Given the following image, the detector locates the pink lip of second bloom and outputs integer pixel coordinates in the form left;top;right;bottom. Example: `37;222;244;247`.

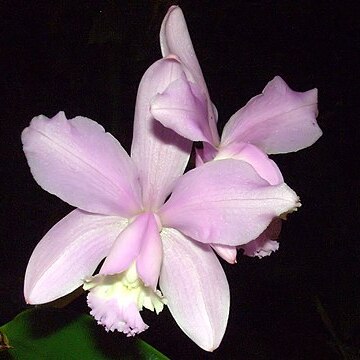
21;6;314;352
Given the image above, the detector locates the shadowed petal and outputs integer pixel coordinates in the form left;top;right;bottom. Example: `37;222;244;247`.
131;57;192;210
22;112;142;217
160;5;219;146
160;159;300;246
159;228;229;351
24;209;127;304
151;78;212;143
221;76;322;154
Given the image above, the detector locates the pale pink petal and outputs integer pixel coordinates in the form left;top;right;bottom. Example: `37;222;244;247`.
211;244;237;264
216;142;283;185
131;57;192;210
159;159;300;246
151;78;212;143
24;209;127;304
160;6;206;92
221;76;322;154
100;213;162;289
136;214;163;290
22;112;142;217
240;218;282;258
159;228;229;351
160;6;219;146
100;213;150;275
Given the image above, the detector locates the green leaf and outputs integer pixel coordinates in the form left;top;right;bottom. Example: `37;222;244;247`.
0;308;169;360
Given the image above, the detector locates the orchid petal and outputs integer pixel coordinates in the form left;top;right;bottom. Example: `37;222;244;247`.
136;214;163;290
22;112;142;217
195;147;205;167
211;244;237;264
160;159;300;246
99;215;144;276
195;142;218;166
160;6;219;146
221;76;322;154
216;142;283;185
240;218;282;258
159;228;229;351
100;213;162;290
24;209;127;304
151;78;212;143
160;6;206;92
131;58;192;210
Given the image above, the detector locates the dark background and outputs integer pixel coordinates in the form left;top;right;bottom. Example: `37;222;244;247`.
1;1;358;359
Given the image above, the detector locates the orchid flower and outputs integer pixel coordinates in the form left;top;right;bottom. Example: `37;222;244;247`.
22;57;300;351
150;6;322;262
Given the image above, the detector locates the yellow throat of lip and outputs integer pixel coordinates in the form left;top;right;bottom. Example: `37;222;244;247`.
83;262;167;314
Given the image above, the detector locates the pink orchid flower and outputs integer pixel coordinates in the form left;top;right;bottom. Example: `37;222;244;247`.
22;55;299;351
151;6;322;262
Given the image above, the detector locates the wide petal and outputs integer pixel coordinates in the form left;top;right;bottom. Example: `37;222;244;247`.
215;142;283;185
159;159;300;246
221;76;322;154
151;77;212;143
22;112;142;217
160;6;219;146
100;213;162;290
24;209;127;304
131;57;192;210
159;228;229;351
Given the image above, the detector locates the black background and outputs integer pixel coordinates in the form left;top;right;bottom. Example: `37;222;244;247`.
1;1;358;359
